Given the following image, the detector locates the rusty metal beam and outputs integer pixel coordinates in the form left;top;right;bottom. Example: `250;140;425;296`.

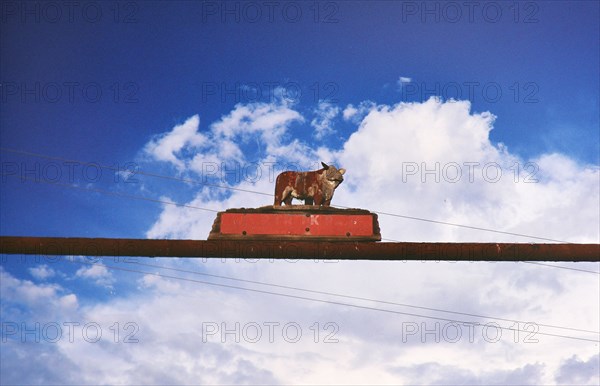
1;236;598;261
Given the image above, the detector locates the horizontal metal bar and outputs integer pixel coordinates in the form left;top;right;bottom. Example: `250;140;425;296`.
1;236;598;261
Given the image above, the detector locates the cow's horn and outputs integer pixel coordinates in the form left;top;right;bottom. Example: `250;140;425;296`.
321;162;329;169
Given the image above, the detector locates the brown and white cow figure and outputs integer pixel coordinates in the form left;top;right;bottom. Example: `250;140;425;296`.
274;162;346;206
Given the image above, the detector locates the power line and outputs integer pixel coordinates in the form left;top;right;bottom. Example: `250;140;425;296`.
0;147;271;197
374;215;574;244
1;172;219;213
522;261;600;275
62;256;600;343
121;258;599;334
1;147;582;244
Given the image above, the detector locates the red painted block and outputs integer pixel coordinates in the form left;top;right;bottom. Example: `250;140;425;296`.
209;206;381;241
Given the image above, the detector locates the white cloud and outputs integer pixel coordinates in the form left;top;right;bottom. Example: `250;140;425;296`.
0;266;79;319
342;100;376;124
333;97;599;243
210;95;303;149
388;361;545;385
311;100;340;140
186;96;303;176
75;265;115;289
342;104;358;120
555;354;599;385
396;76;414;94
144;115;207;170
29;264;56;280
397;76;413;90
4;259;599;385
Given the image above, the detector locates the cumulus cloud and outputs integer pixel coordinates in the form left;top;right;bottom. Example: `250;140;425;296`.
143;94;305;188
555;354;600;385
75;264;115;289
144;115;207;170
342;100;376;124
29;264;56;280
210;97;303;144
311;100;340;140
0;266;79;320
388;361;545;385
333;97;599;243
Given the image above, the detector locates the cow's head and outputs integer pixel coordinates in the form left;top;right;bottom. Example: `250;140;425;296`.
321;162;346;188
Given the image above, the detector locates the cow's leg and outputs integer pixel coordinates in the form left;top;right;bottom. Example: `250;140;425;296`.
304;197;314;205
274;190;287;206
322;198;331;206
313;193;323;206
279;187;294;206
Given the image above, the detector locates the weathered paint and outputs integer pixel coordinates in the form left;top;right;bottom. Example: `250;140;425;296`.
219;213;375;237
274;162;346;206
208;206;381;241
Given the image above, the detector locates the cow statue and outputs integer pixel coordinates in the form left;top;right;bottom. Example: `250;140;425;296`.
274;162;346;206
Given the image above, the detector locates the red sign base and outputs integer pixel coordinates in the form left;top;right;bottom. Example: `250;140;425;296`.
209;206;381;241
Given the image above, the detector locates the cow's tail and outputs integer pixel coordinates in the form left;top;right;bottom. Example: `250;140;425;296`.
273;173;282;206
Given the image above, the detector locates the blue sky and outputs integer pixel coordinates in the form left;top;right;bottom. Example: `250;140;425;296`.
1;1;599;384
